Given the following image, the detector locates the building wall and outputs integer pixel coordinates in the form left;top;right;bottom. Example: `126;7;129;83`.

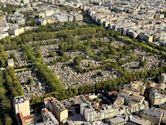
162;113;166;124
151;96;166;105
160;74;166;83
82;105;120;122
141;114;161;125
14;100;30;117
10;27;25;36
111;122;125;125
45;10;55;17
60;110;68;122
0;32;9;40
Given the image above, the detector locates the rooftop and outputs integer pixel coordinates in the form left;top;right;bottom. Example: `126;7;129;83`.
14;96;27;104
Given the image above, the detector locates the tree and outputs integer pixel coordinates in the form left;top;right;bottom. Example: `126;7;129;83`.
35;62;64;92
85;46;93;56
0;88;5;101
31;96;43;105
28;77;33;85
0;46;8;67
73;56;82;66
10;53;17;62
140;60;146;67
59;42;69;53
4;115;12;125
48;51;55;57
5;67;24;97
0;120;3;125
